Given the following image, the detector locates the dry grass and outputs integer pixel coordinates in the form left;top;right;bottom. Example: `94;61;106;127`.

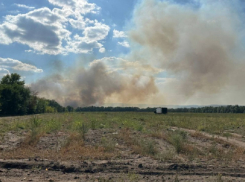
1;132;115;161
150;131;168;140
190;131;210;141
118;129;158;157
1;112;245;162
2;146;112;161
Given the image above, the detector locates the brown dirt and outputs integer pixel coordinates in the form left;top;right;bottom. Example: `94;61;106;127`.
172;127;245;149
1;127;245;181
0;131;27;151
37;132;69;151
0;158;245;181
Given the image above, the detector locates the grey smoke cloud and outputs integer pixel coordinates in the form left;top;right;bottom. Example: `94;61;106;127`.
31;61;158;107
129;0;245;101
31;0;245;106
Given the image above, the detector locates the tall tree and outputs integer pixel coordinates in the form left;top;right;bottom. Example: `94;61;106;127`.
0;73;30;115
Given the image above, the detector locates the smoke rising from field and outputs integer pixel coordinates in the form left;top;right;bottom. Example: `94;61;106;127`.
31;0;245;106
31;61;158;107
129;0;245;103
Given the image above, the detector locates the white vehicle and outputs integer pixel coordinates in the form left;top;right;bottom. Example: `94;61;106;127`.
154;107;168;114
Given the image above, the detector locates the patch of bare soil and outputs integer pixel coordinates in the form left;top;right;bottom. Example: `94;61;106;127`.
0;131;27;151
1;128;245;181
37;132;69;151
1;159;245;181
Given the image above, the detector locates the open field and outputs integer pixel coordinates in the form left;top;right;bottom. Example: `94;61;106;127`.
1;112;245;181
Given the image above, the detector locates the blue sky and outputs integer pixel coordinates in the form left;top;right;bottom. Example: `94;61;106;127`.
1;0;245;106
0;0;139;82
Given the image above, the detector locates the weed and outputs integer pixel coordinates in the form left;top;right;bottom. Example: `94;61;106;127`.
175;130;187;139
223;132;232;140
208;144;219;157
28;128;39;145
63;133;84;148
14;122;26;130
101;137;116;152
136;124;144;131
28;117;42;145
171;134;183;154
119;129;158;157
168;130;187;154
190;131;208;140
72;121;88;140
133;138;158;156
128;171;140;182
197;125;206;132
216;173;223;182
91;120;97;130
44;118;61;134
30;116;41;129
141;139;157;156
156;149;175;161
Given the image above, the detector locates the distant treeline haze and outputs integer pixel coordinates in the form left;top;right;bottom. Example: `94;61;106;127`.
0;73;244;116
76;105;245;113
168;105;245;113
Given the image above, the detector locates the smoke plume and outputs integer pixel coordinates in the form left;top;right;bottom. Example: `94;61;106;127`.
31;0;245;106
31;61;158;107
129;0;245;104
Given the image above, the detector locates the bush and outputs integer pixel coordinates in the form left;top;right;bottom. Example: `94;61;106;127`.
169;130;187;154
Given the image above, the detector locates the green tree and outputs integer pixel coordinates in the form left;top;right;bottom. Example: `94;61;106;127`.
28;91;38;114
35;98;48;114
66;106;74;112
48;99;65;112
0;73;30;115
45;106;57;113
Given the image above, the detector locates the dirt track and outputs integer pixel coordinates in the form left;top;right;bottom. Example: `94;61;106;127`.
1;158;245;182
172;127;245;149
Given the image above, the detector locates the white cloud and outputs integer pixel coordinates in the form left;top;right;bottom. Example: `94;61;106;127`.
66;21;109;53
113;29;127;38
0;8;69;55
69;17;87;30
14;4;35;10
0;57;43;73
66;34;103;53
0;68;10;78
99;47;105;53
83;21;110;42
118;41;130;48
48;0;100;14
0;2;110;55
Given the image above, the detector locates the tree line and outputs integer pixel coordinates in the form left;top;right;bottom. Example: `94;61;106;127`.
74;106;245;113
1;73;245;116
0;73;68;116
168;105;245;113
75;106;155;112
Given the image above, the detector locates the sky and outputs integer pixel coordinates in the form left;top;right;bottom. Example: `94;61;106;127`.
1;0;245;107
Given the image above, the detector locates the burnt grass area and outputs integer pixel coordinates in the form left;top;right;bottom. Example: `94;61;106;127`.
0;112;245;181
